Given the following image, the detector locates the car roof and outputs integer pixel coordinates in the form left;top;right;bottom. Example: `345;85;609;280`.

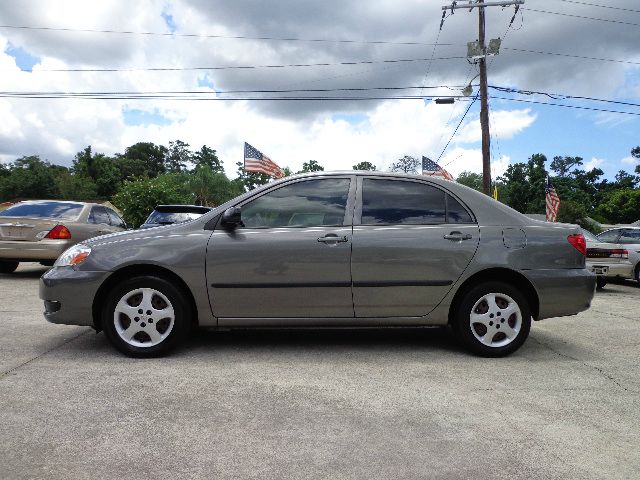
154;205;212;212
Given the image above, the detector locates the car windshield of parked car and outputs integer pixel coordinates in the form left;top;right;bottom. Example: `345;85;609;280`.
0;202;83;220
145;211;203;225
241;178;350;228
582;230;600;242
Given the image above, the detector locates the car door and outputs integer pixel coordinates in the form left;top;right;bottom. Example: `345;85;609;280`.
351;177;480;318
206;176;356;322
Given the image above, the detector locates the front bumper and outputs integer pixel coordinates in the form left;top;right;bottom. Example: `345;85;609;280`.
525;268;596;320
39;267;110;327
0;239;72;261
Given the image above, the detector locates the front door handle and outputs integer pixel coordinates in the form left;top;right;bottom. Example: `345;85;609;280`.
444;231;473;241
317;234;349;244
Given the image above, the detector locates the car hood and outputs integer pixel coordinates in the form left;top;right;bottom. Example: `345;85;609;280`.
82;220;205;248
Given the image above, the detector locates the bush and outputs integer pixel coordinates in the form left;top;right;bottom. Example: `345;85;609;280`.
112;174;191;227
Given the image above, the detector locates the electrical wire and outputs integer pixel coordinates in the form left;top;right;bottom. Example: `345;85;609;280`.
0;24;453;47
436;94;480;163
557;0;640;14
523;8;640;28
502;47;640;66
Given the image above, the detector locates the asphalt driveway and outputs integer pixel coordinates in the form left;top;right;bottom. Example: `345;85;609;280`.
1;263;639;479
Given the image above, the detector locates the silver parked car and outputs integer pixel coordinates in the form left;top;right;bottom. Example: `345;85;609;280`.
40;172;595;358
583;230;634;289
597;227;640;284
0;200;127;273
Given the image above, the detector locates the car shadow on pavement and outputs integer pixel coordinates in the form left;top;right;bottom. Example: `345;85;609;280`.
183;326;464;356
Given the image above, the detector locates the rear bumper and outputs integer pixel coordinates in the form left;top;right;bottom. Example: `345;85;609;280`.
586;261;634;279
0;239;72;261
39;267;110;327
525;268;596;320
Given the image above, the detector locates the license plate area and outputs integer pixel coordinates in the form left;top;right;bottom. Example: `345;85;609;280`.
590;266;609;275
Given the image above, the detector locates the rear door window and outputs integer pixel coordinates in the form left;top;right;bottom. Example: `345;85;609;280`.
107;209;126;228
89;206;111;225
360;179;473;225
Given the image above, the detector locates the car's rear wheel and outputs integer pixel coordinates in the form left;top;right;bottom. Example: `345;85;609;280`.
596;277;607;290
635;264;640;285
452;281;531;357
102;276;191;357
0;261;19;274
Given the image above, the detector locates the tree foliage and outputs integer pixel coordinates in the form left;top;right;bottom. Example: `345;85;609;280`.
352;161;377;171
456;171;482;191
389;155;420;174
298;160;324;173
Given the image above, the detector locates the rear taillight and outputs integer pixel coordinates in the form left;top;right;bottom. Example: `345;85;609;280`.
609;249;629;259
45;225;72;240
567;233;586;256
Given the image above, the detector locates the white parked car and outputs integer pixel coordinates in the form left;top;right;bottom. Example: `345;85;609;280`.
596;227;640;284
583;230;634;289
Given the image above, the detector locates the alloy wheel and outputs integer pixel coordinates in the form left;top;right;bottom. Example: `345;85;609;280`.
113;288;175;348
469;292;522;348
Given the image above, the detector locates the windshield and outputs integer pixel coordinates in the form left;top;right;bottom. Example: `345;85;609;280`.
0;201;83;220
145;211;204;225
581;230;600;242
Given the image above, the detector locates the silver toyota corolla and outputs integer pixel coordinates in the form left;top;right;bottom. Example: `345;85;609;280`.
39;172;595;358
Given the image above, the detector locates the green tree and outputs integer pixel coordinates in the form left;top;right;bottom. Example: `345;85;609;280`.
595;189;640;224
193;145;223;173
0;156;63;201
55;172;98;200
456;171;482;191
112;173;191;227
189;165;243;206
550;156;583;177
235;161;272;192
117;142;167;179
352;161;377;171
298;160;324;173
390;155;420;174
165;140;192;173
498;154;548;213
72;146;120;198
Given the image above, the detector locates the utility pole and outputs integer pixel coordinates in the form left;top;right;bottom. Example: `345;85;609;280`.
441;0;524;195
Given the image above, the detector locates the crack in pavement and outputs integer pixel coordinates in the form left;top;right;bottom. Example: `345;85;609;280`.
530;336;634;393
0;329;91;380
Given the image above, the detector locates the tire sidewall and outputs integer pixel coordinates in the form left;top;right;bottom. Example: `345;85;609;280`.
102;275;191;357
453;281;532;357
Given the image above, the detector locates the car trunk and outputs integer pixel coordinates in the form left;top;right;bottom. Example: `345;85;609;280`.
586;241;627;264
0;217;58;242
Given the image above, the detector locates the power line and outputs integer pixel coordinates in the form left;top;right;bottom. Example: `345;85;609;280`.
524;8;640;28
503;47;640;66
437;94;480;163
6;55;468;73
557;0;640;14
0;24;452;47
488;85;640;108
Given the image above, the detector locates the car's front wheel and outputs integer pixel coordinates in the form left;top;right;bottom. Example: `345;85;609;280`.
596;277;607;290
452;281;531;357
102;276;192;357
0;261;19;274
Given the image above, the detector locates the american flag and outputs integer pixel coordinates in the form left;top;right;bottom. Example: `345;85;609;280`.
244;142;284;178
545;177;560;222
422;156;454;181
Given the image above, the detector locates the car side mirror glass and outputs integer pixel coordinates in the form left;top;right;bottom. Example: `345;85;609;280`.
221;207;243;229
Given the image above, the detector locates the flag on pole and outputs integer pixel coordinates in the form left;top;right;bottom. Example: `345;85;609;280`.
422;156;454;181
244;142;284;178
545;177;560;222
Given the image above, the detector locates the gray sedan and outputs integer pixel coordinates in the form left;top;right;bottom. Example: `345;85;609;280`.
39;172;595;357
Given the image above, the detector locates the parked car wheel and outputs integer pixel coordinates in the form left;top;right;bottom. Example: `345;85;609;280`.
102;276;191;357
596;277;607;290
452;282;531;357
0;261;19;274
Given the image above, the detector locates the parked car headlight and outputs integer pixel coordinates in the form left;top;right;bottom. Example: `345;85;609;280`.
54;244;92;267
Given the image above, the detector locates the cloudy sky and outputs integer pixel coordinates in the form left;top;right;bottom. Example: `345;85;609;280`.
1;0;639;179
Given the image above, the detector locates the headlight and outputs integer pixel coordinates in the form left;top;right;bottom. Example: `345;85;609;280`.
54;244;92;267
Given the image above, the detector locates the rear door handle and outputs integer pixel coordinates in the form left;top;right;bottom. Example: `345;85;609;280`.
444;231;473;241
317;234;349;244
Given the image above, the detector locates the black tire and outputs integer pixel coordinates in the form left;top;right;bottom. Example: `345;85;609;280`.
635;264;640;285
452;281;532;357
0;261;19;274
596;277;607;290
101;275;192;358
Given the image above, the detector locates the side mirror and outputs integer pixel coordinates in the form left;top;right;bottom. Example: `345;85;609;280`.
221;207;243;229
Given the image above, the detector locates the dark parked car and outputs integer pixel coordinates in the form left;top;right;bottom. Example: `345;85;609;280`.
40;172;595;358
140;205;212;229
0;200;127;273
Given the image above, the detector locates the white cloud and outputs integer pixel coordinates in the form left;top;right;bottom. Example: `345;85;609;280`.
584;157;605;170
621;156;637;165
